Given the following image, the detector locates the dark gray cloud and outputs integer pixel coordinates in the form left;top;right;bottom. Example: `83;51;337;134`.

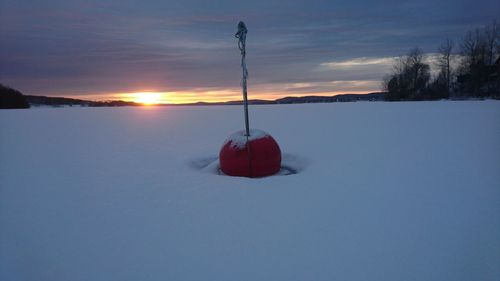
1;0;499;100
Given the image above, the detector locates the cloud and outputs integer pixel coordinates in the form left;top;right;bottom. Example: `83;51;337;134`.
320;57;397;68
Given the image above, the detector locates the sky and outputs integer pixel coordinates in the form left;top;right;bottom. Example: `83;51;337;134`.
1;0;499;103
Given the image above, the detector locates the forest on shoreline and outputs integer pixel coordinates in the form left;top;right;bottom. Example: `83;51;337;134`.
383;21;499;101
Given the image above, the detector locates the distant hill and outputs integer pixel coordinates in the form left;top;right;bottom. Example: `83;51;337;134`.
176;92;386;106
275;92;385;104
0;84;30;109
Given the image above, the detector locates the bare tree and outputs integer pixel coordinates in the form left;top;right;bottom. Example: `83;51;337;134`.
484;21;499;65
385;48;431;100
406;47;430;95
460;28;488;67
459;29;484;95
437;38;454;95
458;21;500;96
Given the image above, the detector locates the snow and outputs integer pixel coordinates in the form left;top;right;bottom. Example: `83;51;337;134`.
1;101;499;281
223;129;269;149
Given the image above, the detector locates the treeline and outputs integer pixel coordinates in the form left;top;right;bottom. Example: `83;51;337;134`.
0;84;30;109
0;83;141;109
384;21;499;101
25;95;139;107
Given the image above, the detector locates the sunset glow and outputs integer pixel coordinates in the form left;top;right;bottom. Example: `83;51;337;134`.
112;90;244;105
127;92;166;105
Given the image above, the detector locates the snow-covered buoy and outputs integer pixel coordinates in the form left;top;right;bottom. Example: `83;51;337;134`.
220;129;281;177
219;21;281;178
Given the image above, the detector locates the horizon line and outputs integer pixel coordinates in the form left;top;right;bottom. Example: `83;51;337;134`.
25;91;385;105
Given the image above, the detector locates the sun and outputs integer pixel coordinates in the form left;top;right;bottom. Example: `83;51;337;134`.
133;92;164;105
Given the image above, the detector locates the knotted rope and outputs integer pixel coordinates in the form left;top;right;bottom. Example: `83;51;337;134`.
235;21;248;80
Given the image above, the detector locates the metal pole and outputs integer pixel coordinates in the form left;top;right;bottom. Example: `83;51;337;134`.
235;21;250;137
242;60;250;137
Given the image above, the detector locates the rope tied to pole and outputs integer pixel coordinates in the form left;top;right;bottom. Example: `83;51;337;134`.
235;22;247;53
235;21;250;138
235;21;248;80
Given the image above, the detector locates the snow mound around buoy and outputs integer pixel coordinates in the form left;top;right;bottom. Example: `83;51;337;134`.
188;153;305;177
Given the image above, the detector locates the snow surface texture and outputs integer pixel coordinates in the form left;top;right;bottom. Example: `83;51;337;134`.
223;129;269;149
1;101;500;281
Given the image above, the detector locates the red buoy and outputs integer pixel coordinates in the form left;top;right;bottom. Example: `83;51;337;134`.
219;129;281;178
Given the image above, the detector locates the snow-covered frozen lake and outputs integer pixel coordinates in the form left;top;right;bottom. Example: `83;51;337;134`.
1;101;500;281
